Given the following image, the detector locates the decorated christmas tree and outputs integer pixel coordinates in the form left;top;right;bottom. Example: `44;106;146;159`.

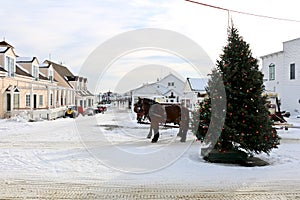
193;25;280;157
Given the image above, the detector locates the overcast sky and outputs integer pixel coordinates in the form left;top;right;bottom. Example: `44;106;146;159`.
1;0;300;93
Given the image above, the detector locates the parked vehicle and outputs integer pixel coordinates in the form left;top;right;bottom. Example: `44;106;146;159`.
84;107;95;116
64;105;77;118
95;104;107;114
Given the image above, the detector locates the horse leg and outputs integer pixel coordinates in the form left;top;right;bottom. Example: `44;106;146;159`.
179;126;187;142
151;132;159;143
178;109;189;142
177;121;184;137
147;125;152;139
177;128;183;137
151;121;159;143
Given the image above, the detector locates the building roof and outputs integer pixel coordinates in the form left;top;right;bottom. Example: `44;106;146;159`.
154;83;170;94
5;85;20;92
260;51;283;59
130;73;186;97
16;63;33;78
260;37;300;59
44;60;75;88
76;90;94;97
0;47;9;53
0;41;14;48
0;65;7;72
39;63;50;68
39;73;49;80
16;57;37;63
187;77;208;92
44;60;74;78
159;73;184;83
283;37;300;44
132;82;169;96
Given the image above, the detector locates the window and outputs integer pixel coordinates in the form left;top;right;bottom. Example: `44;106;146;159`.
5;56;15;77
32;65;39;80
269;63;275;80
26;94;30;107
88;99;91;107
290;63;296;80
168;82;174;86
13;94;20;109
61;96;64;106
50;93;53;106
39;95;43;106
48;69;53;82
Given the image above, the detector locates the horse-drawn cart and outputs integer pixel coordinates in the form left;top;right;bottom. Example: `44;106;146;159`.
133;98;189;143
267;95;292;130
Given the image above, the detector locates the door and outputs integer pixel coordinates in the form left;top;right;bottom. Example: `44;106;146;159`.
33;94;37;109
6;93;11;111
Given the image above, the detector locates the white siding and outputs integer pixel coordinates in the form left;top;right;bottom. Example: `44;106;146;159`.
261;38;300;115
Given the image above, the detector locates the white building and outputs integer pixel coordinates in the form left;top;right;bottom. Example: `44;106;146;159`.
261;38;300;115
182;77;208;111
130;73;185;108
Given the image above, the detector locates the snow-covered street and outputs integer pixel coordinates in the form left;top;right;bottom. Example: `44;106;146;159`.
1;107;300;199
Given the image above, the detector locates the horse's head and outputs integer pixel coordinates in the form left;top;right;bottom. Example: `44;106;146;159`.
133;97;143;113
140;98;156;116
134;98;158;116
133;102;142;113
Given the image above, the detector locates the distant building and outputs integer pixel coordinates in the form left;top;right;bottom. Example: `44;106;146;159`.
261;38;300;115
130;73;185;108
44;60;95;110
182;77;208;111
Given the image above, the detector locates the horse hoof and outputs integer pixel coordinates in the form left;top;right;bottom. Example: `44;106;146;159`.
147;136;151;139
150;132;159;143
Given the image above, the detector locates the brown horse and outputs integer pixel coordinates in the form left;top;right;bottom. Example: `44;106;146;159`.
134;98;189;143
133;97;145;123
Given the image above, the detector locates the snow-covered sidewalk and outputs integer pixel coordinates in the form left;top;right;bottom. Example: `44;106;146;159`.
0;107;300;198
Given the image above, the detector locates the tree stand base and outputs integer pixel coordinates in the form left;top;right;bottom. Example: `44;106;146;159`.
201;148;269;167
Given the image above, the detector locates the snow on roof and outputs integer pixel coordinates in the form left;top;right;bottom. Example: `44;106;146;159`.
155;83;169;94
188;78;208;91
16;57;34;63
132;82;168;96
0;47;8;53
39;63;49;68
